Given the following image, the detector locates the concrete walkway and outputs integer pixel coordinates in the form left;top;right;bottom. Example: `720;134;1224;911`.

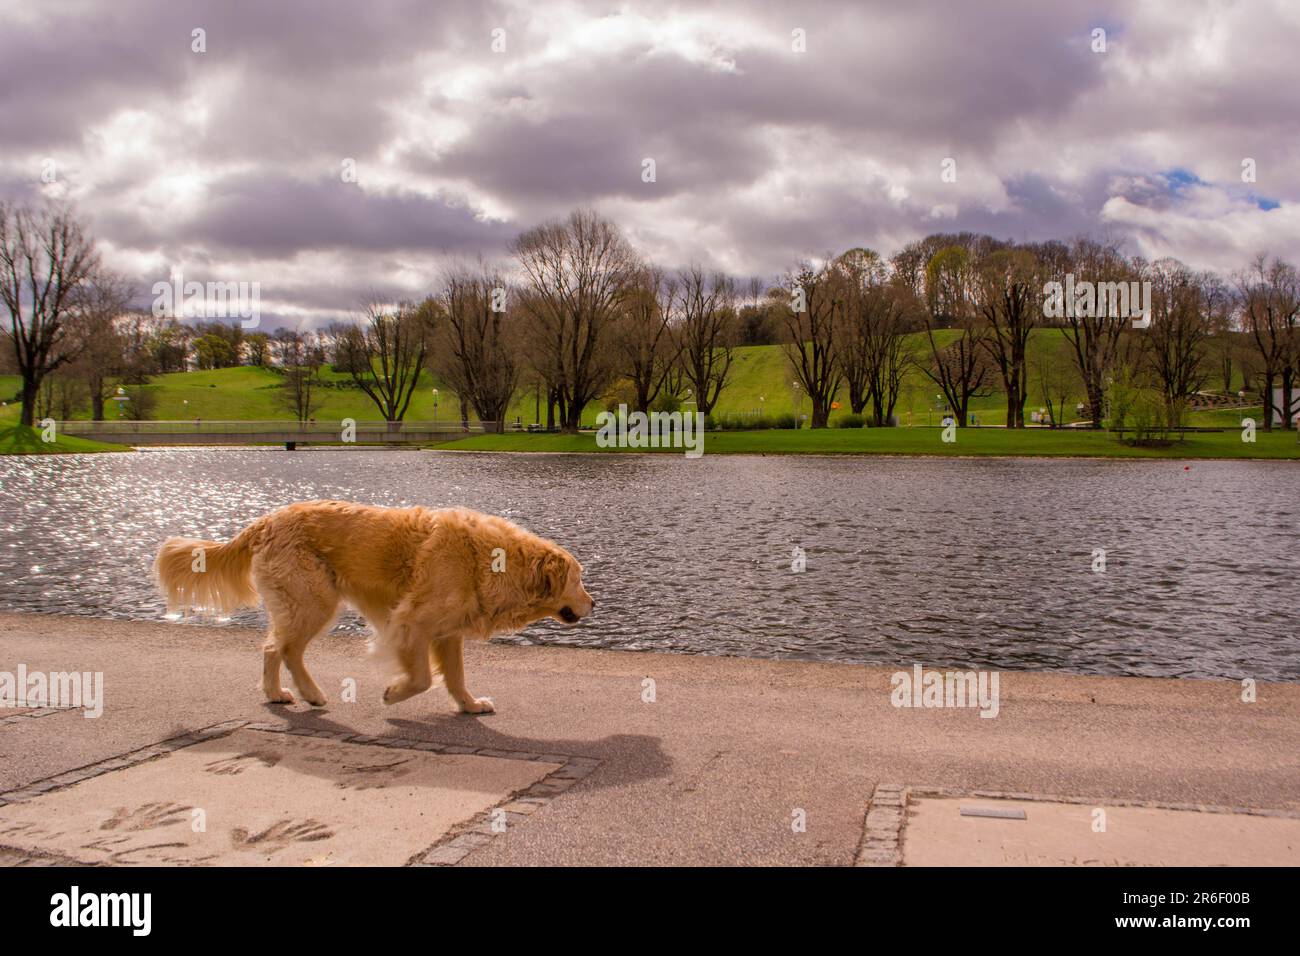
1;612;1296;866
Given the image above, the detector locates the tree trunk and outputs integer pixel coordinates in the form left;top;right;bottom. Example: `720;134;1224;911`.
1008;382;1026;428
1088;375;1105;429
810;397;830;428
1282;368;1294;430
563;404;582;432
20;379;40;427
1263;371;1274;431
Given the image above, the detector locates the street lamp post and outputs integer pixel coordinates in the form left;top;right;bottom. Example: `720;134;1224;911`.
432;388;439;431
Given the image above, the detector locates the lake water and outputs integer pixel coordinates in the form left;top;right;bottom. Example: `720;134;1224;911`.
1;448;1296;680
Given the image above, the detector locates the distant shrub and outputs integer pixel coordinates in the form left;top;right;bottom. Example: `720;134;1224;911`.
649;393;683;414
1107;365;1171;446
835;413;865;428
705;411;802;430
707;412;777;430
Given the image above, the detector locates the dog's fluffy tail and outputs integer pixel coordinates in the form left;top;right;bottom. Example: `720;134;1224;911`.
154;527;259;614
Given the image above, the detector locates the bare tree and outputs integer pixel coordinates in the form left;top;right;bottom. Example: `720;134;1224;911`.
920;245;992;426
674;265;736;417
834;248;912;426
781;261;842;428
1058;238;1133;428
274;328;325;423
245;331;271;367
36;371;88;421
1203;274;1239;394
1141;259;1212;427
66;269;134;420
431;265;520;432
513;209;638;431
975;247;1039;427
514;286;567;429
610;266;679;412
833;249;880;416
0;203;100;425
1235;254;1299;430
334;299;431;423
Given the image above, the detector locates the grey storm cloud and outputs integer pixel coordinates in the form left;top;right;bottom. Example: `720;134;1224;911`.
96;172;510;258
1;0;1297;322
0;0;497;152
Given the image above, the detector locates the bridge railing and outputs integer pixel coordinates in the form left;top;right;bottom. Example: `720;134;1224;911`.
56;420;493;436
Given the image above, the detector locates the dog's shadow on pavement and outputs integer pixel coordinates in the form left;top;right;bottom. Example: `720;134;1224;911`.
256;707;672;792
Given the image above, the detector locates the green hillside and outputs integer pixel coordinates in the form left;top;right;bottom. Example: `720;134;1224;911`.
0;330;1266;430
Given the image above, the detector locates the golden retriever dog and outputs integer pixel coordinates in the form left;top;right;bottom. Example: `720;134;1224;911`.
154;501;593;713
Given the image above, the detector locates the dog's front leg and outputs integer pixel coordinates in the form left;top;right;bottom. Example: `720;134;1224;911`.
381;633;434;705
432;636;494;714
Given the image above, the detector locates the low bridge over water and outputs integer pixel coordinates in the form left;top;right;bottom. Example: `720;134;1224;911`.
57;420;489;449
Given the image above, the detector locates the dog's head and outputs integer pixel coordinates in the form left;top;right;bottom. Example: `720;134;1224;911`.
529;547;594;625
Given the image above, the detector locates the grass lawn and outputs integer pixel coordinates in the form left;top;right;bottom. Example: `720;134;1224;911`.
0;424;130;455
426;426;1300;460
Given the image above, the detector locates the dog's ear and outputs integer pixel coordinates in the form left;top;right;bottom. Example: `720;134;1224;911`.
528;550;569;599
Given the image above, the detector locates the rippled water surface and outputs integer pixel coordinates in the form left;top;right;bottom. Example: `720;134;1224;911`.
1;448;1297;680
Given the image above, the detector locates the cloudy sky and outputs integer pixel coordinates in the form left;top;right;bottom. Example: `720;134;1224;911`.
2;0;1297;328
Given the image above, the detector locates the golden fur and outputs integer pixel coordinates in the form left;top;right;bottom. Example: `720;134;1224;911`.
154;501;593;713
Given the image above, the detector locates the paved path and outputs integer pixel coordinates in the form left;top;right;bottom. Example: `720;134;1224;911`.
1;612;1296;866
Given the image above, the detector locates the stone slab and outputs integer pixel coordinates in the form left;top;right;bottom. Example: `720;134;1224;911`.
903;796;1300;867
0;729;560;866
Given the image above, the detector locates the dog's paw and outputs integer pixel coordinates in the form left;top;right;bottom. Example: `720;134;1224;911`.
302;691;327;707
458;696;495;715
382;682;413;705
266;688;295;704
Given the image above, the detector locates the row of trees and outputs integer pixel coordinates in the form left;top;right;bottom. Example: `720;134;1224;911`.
5;202;1298;432
891;233;1292;432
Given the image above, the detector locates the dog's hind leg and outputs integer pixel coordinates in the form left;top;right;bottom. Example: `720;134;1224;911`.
278;610;337;707
261;639;292;704
256;559;339;707
432;636;494;714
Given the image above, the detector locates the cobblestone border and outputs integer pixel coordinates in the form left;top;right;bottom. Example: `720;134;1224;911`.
854;783;906;867
0;707;73;726
0;719;248;809
907;786;1300;820
0;719;600;866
